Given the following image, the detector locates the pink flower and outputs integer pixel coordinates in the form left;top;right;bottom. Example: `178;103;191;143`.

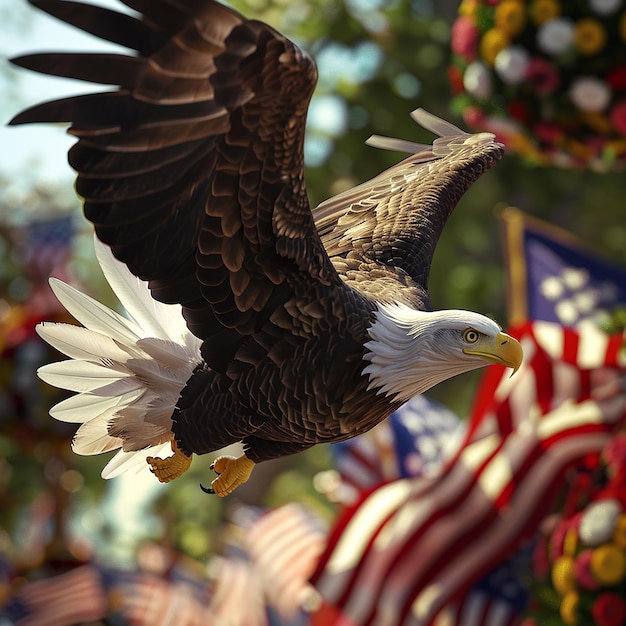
574;549;600;589
524;57;560;96
610;100;626;136
462;105;486;128
451;16;480;61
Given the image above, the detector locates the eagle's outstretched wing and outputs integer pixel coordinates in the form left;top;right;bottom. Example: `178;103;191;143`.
10;0;338;346
10;0;503;343
314;109;504;308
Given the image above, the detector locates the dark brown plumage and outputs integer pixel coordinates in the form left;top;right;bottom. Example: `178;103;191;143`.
11;0;522;495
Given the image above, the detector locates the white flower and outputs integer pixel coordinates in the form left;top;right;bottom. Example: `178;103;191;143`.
569;76;612;112
590;0;622;16
536;18;575;55
494;46;530;85
463;61;492;99
579;499;622;546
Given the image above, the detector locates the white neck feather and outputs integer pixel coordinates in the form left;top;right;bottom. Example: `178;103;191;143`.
362;302;499;402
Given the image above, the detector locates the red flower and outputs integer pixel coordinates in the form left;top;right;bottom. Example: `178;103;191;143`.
534;121;563;145
462;105;486;128
610;100;626;136
448;65;464;94
507;100;529;123
592;592;626;626
525;57;560;96
606;65;626;91
451;16;480;61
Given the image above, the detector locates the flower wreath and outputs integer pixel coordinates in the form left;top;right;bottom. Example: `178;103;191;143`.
449;0;626;171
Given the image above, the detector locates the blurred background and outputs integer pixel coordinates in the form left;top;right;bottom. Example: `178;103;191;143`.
0;0;624;613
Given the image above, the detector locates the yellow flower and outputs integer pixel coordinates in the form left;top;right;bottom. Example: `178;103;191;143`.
566;139;594;161
459;0;478;18
560;591;579;625
581;112;613;135
575;18;607;55
563;528;578;557
613;514;626;549
531;0;560;25
495;0;527;36
552;555;576;596
590;543;626;585
480;29;511;66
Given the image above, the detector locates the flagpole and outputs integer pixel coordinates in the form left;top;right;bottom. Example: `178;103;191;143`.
498;207;528;327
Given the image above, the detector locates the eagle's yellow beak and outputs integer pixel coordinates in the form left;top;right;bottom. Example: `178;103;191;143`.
463;331;523;374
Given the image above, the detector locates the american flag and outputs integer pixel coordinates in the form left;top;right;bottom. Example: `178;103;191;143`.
329;396;464;502
468;208;626;446
206;555;266;626
500;207;626;327
310;211;626;626
18;214;75;314
23;215;74;281
118;572;212;626
244;503;327;621
7;565;107;626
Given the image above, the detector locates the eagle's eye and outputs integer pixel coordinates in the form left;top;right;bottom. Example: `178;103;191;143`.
463;329;480;343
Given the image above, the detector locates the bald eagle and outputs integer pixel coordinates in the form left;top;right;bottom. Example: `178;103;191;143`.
10;0;522;496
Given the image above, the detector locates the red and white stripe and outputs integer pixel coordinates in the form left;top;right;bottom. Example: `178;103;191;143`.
16;565;107;626
334;423;399;495
466;321;626;445
245;503;327;618
207;556;266;626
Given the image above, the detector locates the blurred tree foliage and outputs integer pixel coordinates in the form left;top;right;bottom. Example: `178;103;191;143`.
1;0;625;568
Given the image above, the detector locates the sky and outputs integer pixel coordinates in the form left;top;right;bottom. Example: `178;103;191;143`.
0;0;127;191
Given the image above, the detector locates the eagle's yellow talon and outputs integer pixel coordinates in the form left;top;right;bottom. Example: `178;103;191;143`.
210;454;255;496
147;441;192;483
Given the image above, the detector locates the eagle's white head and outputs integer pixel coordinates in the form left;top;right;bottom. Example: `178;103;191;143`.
363;302;522;402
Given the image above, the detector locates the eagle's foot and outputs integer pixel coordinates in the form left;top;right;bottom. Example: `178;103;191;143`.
147;441;192;483
207;454;255;497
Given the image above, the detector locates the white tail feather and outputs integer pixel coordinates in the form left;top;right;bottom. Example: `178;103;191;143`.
49;390;145;423
37;236;202;478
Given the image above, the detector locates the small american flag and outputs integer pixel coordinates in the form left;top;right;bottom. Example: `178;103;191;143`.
500;207;626;327
10;565;107;626
23;214;74;283
245;503;327;621
206;555;267;626
330;396;464;500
